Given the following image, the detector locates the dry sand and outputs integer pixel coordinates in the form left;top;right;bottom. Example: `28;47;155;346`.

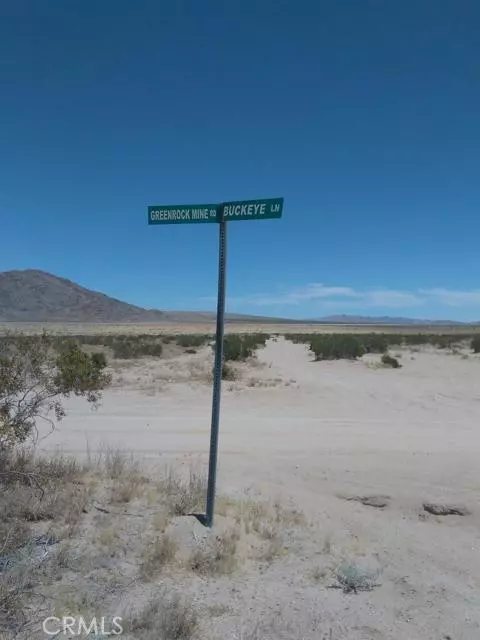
39;338;480;639
2;321;480;336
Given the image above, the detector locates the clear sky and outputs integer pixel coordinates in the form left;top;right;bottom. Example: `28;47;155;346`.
1;1;479;320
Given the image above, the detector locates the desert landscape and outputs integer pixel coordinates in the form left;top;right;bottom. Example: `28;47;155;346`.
1;324;479;639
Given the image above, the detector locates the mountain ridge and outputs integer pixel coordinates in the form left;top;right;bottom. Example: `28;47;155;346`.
0;270;474;324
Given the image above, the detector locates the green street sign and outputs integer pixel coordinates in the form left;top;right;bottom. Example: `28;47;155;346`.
148;204;219;225
219;197;283;222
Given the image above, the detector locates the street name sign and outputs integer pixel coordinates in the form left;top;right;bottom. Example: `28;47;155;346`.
147;195;283;527
148;204;219;225
219;197;283;222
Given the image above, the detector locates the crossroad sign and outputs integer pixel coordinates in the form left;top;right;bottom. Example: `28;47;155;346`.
148;197;283;225
147;196;283;527
219;197;283;222
148;204;219;225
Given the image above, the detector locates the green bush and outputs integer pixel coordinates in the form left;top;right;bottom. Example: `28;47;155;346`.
471;336;480;353
91;352;108;368
222;335;251;362
220;334;269;362
175;334;211;348
221;363;237;380
362;334;389;354
111;339;162;359
309;335;365;361
381;353;402;368
385;334;404;347
0;333;111;449
403;334;429;346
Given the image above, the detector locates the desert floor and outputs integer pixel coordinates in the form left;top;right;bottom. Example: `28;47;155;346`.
37;337;480;640
2;321;480;336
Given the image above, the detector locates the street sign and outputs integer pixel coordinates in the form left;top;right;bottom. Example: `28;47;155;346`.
148;204;219;225
147;195;283;527
219;197;283;222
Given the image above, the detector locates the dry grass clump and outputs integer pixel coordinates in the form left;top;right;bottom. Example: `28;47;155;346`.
161;467;207;516
139;534;177;580
126;591;198;640
222;497;305;534
189;529;239;575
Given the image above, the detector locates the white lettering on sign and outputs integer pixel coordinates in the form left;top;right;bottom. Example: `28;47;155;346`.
191;208;209;220
150;209;192;221
222;202;268;218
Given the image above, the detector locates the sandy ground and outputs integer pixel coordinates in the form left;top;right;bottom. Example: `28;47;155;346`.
2;321;480;336
39;338;480;639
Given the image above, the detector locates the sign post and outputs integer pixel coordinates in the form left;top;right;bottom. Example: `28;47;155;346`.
205;214;226;527
148;197;283;527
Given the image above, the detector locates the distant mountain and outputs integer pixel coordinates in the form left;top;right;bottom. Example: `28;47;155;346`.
0;270;472;325
313;314;466;325
0;270;288;323
0;270;168;322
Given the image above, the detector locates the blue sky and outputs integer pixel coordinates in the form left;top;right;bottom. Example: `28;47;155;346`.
1;1;479;320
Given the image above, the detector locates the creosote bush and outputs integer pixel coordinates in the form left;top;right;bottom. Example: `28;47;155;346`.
111;338;163;359
175;334;212;348
381;353;402;369
309;335;365;361
283;331;476;362
471;336;480;353
0;333;111;449
219;334;269;362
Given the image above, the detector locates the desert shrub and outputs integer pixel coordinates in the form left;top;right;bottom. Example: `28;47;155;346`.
219;334;269;362
222;335;250;361
381;353;402;368
127;592;198;639
90;352;108;368
309;335;365;361
189;530;239;575
403;334;429;346
362;334;388;354
242;333;269;350
139;535;177;580
0;333;111;449
162;468;207;516
111;338;163;359
175;334;211;348
433;334;460;349
284;333;314;344
385;334;404;347
471;336;480;353
221;363;237;380
335;561;381;593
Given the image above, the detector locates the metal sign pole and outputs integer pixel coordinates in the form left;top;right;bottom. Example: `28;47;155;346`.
205;214;227;527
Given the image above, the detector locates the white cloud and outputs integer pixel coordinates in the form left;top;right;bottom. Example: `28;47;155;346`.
420;288;480;307
363;290;422;308
213;284;480;311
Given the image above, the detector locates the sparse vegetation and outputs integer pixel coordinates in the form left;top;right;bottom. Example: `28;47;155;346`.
472;336;480;353
282;331;474;362
219;333;269;362
381;353;402;369
139;535;177;580
334;560;382;593
0;332;110;449
127;592;198;640
221;362;237;380
162;467;207;516
111;337;163;359
189;529;239;575
309;334;365;361
175;334;212;348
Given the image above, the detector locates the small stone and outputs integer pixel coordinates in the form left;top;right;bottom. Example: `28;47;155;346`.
423;502;470;516
345;495;390;508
